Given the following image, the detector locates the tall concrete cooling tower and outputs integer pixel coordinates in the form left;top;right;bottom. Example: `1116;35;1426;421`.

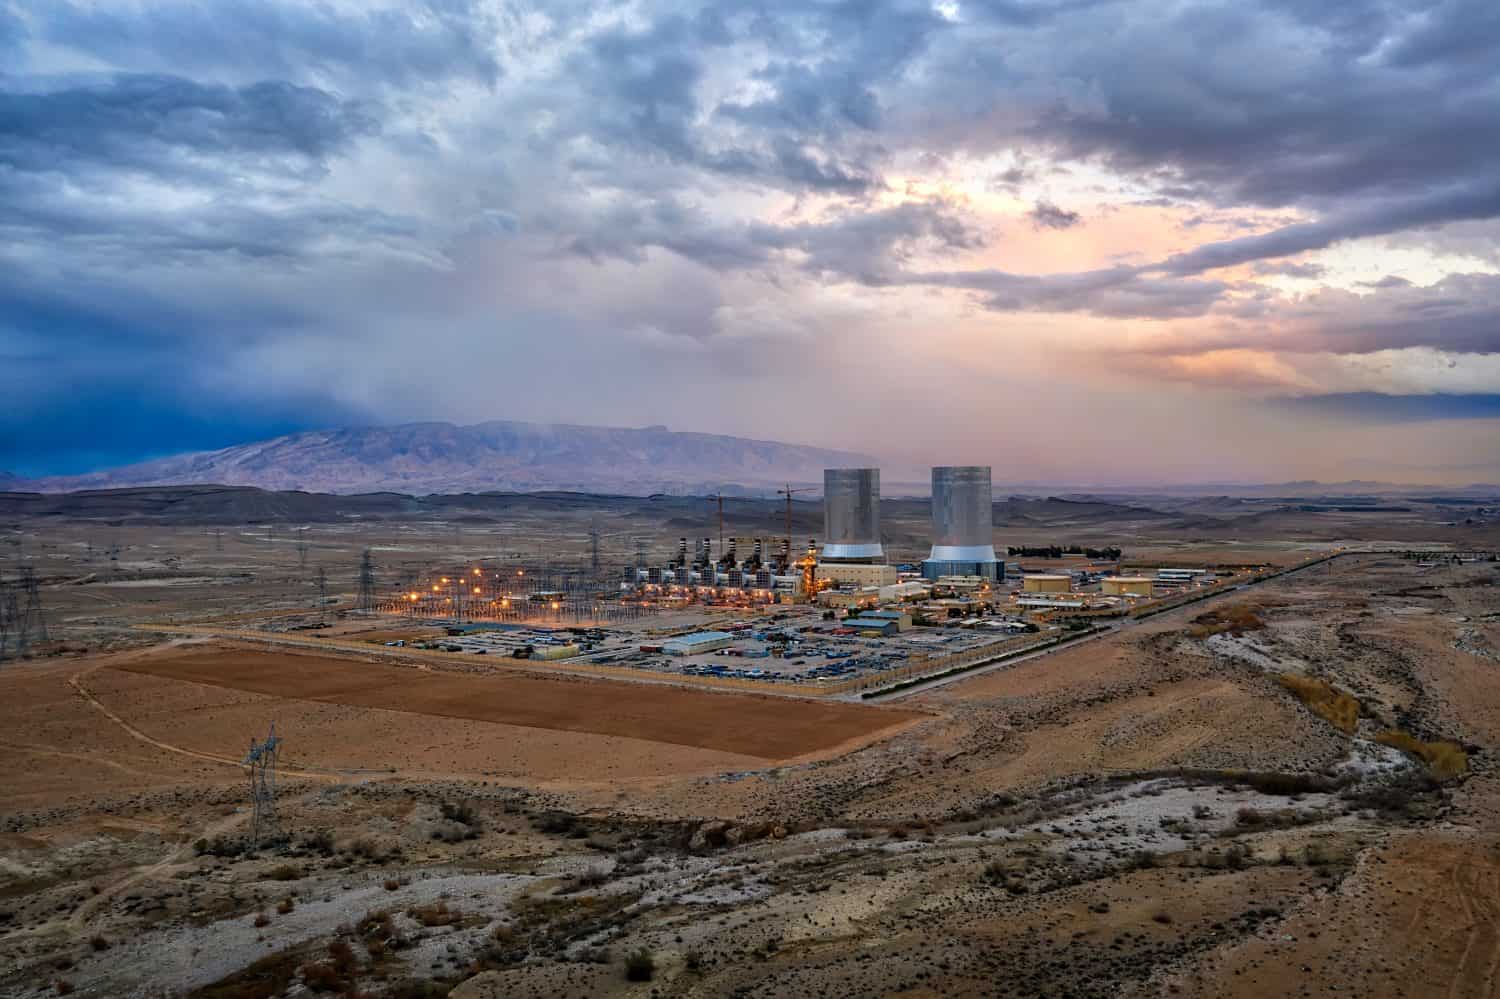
821;468;884;563
922;466;1004;581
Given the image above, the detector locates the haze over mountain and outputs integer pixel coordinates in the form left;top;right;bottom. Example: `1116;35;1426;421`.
16;421;877;497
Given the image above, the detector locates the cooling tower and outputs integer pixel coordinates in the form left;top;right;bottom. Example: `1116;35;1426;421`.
922;466;1004;581
822;468;884;563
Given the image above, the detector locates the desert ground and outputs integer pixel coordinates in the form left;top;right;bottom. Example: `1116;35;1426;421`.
0;489;1497;997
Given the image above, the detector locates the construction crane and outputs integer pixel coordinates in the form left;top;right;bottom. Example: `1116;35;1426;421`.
777;482;810;570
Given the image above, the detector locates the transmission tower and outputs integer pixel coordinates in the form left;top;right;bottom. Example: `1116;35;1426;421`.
589;521;602;586
0;576;14;664
296;527;309;572
214;528;224;553
708;492;725;556
316;566;329;622
243;723;282;848
16;567;45;649
356;549;376;613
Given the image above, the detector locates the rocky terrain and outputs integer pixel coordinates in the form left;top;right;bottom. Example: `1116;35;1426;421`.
0;507;1496;997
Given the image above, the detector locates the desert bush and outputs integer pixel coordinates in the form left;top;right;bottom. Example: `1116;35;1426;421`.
326;940;356;975
1151;912;1173;925
1375;730;1469;781
535;812;576;835
686;948;704;972
1239;770;1338;795
389;983;451;999
408;901;461;927
89;935;109;952
299;960;346;992
1277;675;1360;734
196;835;247;858
276;896;295;915
54;981;74;995
1187;605;1265;639
384;879;401;892
253;910;271;928
624;948;656;982
300;829;336;856
268;864;300;882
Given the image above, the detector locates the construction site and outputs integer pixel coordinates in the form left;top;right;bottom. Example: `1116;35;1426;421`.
0;480;1497;998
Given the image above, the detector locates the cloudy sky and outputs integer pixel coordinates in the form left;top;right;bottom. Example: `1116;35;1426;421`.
3;0;1499;484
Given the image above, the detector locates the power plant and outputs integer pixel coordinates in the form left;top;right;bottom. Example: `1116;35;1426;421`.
921;466;1005;581
820;468;884;563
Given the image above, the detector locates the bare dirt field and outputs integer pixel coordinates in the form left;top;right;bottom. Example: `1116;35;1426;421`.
109;644;927;761
1;496;1497;998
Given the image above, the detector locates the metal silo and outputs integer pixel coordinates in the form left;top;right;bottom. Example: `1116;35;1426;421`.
923;466;1003;580
822;468;883;562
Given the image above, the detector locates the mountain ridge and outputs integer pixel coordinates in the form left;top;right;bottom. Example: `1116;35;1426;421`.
18;420;878;497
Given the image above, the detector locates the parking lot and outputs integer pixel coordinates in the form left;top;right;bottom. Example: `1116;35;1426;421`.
390;608;1036;688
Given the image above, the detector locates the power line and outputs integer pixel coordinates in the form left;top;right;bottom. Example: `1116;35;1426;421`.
356;549;376;613
244;723;282;848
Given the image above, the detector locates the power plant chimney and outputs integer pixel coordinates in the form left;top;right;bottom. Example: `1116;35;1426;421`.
922;466;1004;581
821;468;884;563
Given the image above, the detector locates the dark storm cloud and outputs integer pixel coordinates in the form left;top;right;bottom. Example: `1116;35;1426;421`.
27;0;501;89
1252;261;1326;279
1278;392;1500;423
1152;181;1500;276
6;0;1500;474
559;195;981;284
1123;272;1500;358
0;74;378;181
919;266;1228;320
1028;200;1082;230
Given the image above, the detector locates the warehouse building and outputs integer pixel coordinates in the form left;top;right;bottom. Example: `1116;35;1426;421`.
1102;576;1153;596
845;617;900;637
662;631;736;656
1023;574;1073;593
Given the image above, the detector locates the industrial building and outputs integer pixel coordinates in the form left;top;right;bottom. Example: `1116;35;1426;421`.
921;466;1005;581
1103;576;1153;596
818;562;899;587
845;616;900;636
1023;574;1072;593
663;631;736;656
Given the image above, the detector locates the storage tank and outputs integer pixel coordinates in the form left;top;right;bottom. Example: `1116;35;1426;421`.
922;466;1004;581
822;468;884;563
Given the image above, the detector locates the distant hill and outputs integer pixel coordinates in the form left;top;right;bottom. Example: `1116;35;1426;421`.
20;421;877;497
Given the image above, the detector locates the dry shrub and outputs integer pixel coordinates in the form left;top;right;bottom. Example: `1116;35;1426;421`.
268;864;300;882
253;911;271;928
276;897;295;915
1376;730;1469;781
1187;604;1266;639
624;948;655;982
1278;674;1360;734
408;901;461;927
298;961;345;992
